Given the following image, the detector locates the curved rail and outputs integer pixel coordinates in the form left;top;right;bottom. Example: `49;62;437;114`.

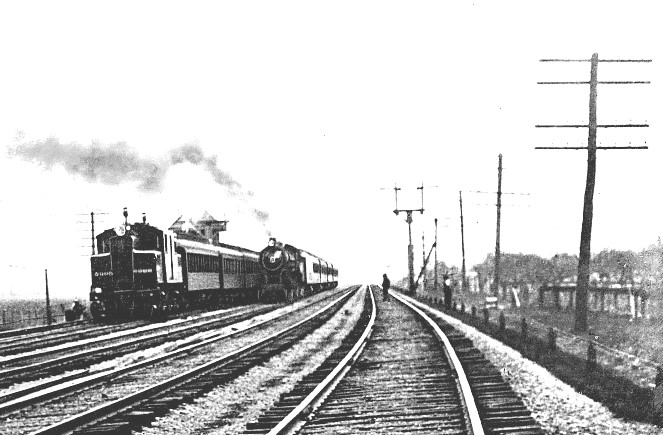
0;291;351;417
393;291;484;435
264;285;484;435
0;306;274;391
22;288;357;435
267;284;377;434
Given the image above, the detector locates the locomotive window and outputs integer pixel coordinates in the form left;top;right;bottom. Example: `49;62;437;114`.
101;239;111;253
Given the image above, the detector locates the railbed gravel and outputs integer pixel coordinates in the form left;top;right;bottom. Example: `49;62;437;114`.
0;290;351;435
138;286;366;435
416;297;662;435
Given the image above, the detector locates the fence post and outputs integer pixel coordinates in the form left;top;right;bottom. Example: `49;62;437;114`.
586;340;597;373
521;317;528;339
548;327;557;351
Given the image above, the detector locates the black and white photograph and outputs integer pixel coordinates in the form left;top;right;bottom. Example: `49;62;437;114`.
0;1;661;433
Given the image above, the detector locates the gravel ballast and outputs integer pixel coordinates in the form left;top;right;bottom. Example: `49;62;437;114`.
138;286;367;435
404;294;662;435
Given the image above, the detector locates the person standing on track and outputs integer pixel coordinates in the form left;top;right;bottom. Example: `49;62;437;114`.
382;273;390;301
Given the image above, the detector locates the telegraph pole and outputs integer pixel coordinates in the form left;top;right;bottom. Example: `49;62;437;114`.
422;233;426;291
434;218;439;292
91;212;96;255
45;269;52;325
459;191;467;292
494;154;503;297
537;53;650;333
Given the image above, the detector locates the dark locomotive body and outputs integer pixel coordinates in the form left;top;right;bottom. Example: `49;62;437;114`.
258;238;338;301
90;213;261;320
89;211;339;320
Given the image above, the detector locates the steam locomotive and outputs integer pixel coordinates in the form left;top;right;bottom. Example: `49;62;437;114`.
89;209;338;320
259;238;338;301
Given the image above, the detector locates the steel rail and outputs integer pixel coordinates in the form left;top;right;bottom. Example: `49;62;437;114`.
0;320;89;340
394;291;485;435
26;288;356;434
266;285;376;434
0;295;338;415
0;305;263;369
0;320;147;353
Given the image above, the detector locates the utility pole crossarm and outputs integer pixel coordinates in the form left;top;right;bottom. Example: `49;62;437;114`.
535;146;648;150
536;124;649;128
538;81;650;85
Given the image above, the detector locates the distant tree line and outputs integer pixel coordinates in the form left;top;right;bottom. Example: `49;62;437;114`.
470;240;663;296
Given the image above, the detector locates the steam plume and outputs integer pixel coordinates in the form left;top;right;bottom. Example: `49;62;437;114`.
9;137;269;224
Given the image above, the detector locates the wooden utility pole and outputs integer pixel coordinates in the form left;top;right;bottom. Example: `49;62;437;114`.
422;233;426;291
45;269;52;325
434;218;439;292
459;191;467;292
494;154;503;296
91;212;96;255
536;53;649;333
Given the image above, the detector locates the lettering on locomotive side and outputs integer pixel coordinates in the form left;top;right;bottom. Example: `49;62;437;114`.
94;269;153;276
95;271;113;277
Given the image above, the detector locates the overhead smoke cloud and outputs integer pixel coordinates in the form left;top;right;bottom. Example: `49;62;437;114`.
8;137;269;224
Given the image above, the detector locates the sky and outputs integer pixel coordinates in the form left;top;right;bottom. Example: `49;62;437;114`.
0;1;661;299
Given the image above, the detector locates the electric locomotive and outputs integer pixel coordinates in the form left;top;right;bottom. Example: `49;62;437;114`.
259;237;338;301
89;209;261;320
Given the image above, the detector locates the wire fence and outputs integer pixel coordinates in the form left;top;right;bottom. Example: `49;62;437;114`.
0;301;71;330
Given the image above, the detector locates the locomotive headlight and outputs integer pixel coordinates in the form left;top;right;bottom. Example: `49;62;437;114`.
270;250;282;263
268;237;276;247
92;287;102;294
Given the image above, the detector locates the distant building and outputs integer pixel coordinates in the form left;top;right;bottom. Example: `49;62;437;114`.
168;211;228;245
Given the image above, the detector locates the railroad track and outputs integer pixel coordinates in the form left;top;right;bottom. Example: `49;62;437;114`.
0;320;148;356
0;319;91;340
245;286;544;434
0;286;358;435
0;304;276;388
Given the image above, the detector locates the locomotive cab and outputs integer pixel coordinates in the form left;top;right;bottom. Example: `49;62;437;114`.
90;221;183;319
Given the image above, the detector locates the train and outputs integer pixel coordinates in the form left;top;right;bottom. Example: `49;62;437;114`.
259;237;339;301
89;209;338;320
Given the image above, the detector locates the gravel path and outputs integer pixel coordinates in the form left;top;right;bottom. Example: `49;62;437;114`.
138;286;367;435
406;295;663;435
